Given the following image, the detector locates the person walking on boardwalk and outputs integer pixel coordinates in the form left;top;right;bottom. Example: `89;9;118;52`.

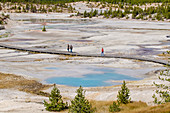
70;45;73;53
101;47;104;56
67;44;69;52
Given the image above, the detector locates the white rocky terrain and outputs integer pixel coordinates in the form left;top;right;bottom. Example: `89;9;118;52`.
0;2;169;112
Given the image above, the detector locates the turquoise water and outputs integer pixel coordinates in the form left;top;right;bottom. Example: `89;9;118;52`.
45;68;142;87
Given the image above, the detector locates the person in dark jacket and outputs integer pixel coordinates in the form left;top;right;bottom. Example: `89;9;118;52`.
70;45;73;53
67;44;69;52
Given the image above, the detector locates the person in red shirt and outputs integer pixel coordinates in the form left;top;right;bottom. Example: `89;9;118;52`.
101;48;104;56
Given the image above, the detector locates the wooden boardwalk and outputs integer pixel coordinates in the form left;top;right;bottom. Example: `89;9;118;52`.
0;44;169;66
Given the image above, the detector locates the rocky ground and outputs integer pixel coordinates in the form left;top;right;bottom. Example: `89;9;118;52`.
0;3;169;112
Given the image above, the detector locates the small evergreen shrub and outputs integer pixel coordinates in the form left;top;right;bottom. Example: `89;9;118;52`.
42;25;46;32
0;20;3;24
69;86;95;113
117;80;131;104
44;84;68;111
109;101;120;112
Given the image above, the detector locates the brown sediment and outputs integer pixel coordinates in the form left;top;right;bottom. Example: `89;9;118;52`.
157;53;170;60
0;72;51;96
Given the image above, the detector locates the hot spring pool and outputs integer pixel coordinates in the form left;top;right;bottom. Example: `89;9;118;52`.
45;67;142;87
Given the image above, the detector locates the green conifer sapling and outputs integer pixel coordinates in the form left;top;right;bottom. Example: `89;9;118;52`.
44;84;68;111
69;86;95;113
117;80;131;104
42;25;46;32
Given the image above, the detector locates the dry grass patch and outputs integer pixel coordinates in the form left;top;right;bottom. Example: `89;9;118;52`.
157;52;170;60
120;101;147;112
0;72;51;96
90;100;113;113
58;56;70;60
90;100;170;113
34;59;44;61
126;102;170;113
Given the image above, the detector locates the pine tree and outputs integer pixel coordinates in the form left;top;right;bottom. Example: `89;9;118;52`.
117;80;131;104
0;4;2;11
77;11;81;16
84;10;87;18
22;6;26;12
42;25;46;32
17;6;21;10
92;9;98;17
100;10;103;15
109;101;120;112
152;51;170;104
26;4;29;11
69;86;95;113
44;84;68;111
